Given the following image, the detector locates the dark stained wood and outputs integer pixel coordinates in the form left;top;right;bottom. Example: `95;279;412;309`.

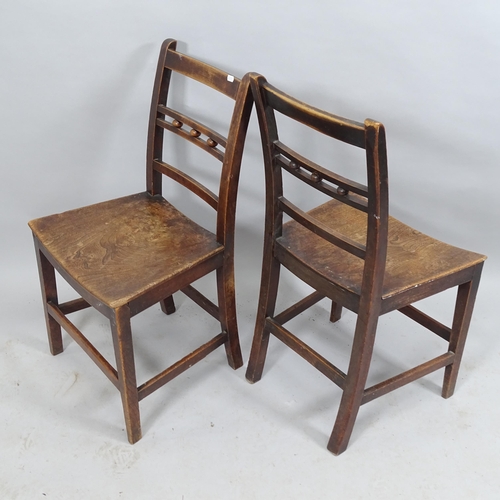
442;263;483;398
164;49;241;99
245;72;487;455
398;305;451;341
274;141;368;197
29;193;224;309
111;305;141;444
262;81;366;147
126;252;224;317
277;199;485;309
156;117;225;161
147;38;176;197
181;285;220;321
160;295;176;315
274;244;361;313
275;151;369;212
329;302;343;323
57;297;91;315
268;318;347;388
278;197;367;258
28;39;253;443
153;159;219;209
273;291;324;325
361;351;455;405
157;105;228;148
34;239;63;355
47;301;119;389
138;332;227;400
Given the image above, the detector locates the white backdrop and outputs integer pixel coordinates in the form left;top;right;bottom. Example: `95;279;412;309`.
2;1;499;262
1;1;499;498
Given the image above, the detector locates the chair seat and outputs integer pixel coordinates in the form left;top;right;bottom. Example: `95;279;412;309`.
29;192;223;309
277;199;485;305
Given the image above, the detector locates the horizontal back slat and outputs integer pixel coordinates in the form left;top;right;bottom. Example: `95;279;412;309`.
158;104;227;148
263;82;365;148
274;141;368;197
153;159;219;210
157;105;227;148
165;50;241;100
279;197;367;259
275;155;368;213
156;118;224;162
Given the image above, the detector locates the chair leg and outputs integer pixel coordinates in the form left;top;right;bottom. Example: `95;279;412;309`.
34;241;63;355
160;295;176;315
330;301;343;323
442;263;483;399
111;306;141;444
327;310;379;455
216;266;243;370
246;257;281;383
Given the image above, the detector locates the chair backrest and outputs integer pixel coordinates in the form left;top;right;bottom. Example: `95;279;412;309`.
250;73;389;304
146;39;253;247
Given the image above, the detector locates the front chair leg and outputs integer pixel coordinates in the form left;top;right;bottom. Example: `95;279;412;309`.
327;312;379;455
442;263;483;399
34;240;63;355
216;266;243;370
246;257;281;383
111;305;141;444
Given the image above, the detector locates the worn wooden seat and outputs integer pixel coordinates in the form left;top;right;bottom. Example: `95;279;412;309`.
28;39;253;443
278;200;485;312
245;73;486;455
30;193;224;310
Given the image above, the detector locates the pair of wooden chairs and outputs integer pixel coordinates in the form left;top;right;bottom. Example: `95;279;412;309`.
29;39;486;454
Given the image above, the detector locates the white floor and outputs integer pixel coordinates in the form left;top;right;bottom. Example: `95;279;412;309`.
1;239;498;500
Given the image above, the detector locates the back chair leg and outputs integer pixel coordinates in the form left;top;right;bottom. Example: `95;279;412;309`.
34;241;63;355
217;266;243;370
442;263;483;399
327;311;379;455
246;258;281;383
111;305;141;444
160;295;176;315
330;301;343;323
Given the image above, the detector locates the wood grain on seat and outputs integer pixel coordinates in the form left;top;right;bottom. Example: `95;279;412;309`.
29;192;223;308
278;199;486;303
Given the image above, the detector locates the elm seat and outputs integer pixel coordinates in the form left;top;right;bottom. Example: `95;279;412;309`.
278;199;485;311
245;72;486;455
28;39;253;444
29;192;223;310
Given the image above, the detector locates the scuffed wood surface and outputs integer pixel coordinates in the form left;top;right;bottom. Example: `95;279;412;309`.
29;192;223;308
277;198;486;301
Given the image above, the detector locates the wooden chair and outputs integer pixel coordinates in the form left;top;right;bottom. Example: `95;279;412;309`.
28;39;253;443
245;73;486;455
